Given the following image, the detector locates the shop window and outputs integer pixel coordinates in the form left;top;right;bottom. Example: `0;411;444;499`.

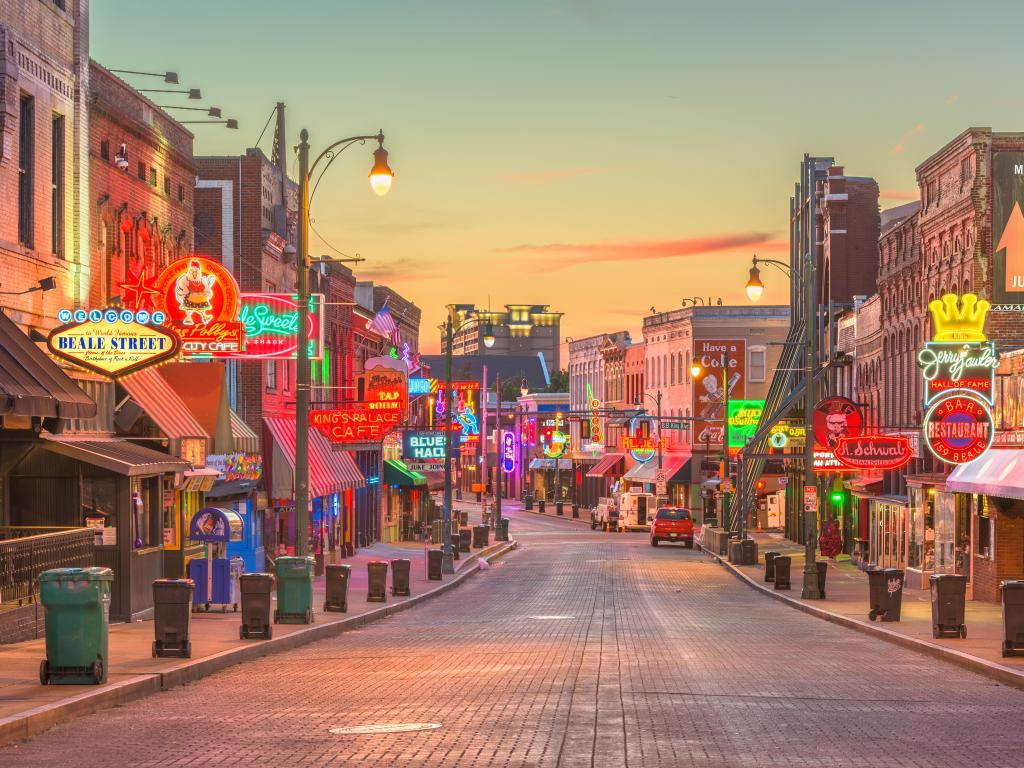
978;497;993;558
18;94;35;247
266;360;277;391
51;114;65;258
82;476;118;545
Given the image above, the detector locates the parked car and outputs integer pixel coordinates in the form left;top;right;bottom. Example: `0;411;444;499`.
650;507;694;547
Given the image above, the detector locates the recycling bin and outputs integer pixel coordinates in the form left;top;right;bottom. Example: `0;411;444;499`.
764;551;779;582
459;529;472;553
1001;580;1024;657
239;572;274;639
38;567;113;685
152;579;194;658
499;517;510;542
772;556;791;590
324;564;351;613
274;556;315;624
428;549;443;581
867;567;904;622
816;561;828;600
367;560;388;602
929;573;967;638
391;558;411;596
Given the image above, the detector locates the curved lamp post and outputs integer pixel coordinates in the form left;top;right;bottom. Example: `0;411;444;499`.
293;129;394;556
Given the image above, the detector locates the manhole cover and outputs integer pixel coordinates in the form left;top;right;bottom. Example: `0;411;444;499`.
329;723;442;735
527;615;576;620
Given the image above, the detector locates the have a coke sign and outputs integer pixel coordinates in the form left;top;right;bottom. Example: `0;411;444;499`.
833;435;913;471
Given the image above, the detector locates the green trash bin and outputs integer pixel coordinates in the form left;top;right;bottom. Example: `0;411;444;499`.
38;567;113;685
274;556;315;624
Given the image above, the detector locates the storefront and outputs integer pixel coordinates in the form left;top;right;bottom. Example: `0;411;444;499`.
905;474;963;590
382;459;429;542
868;495;909;572
584;452;626;509
621;452;691;506
843;477;880;567
528;457;572;502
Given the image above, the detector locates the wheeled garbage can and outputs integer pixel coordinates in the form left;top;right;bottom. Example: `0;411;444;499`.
868;568;904;622
367;561;388;602
391;558;411;596
38;567;113;685
773;556;792;590
324;564;351;613
239;573;273;639
152;579;194;658
1001;580;1024;657
428;549;443;580
764;551;779;582
274;556;315;624
930;573;967;638
459;529;472;553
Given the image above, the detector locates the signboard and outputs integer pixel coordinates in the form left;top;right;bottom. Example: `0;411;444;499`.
408;377;431;395
727;399;764;449
47;308;180;378
917;294;996;405
587;384;602;446
813;397;863;450
992;151;1024;308
813;450;850;472
693;339;745;446
406;462;439;472
769;421;806;449
624;414;659;462
542;430;568;458
206;452;262;481
502;431;516;473
655;468;667;496
362;361;408;421
433;380;481;442
803;485;817;513
662;420;686;431
154;257;243;356
833;435;913;471
310;407;401;443
230;293;324;360
923;391;994;465
402;430;448;464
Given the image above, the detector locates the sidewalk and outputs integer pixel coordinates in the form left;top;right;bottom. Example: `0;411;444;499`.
0;508;514;746
712;531;1024;688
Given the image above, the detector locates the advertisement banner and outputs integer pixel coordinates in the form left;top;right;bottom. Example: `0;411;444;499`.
693;339;745;447
47;308;179;378
992;151;1024;308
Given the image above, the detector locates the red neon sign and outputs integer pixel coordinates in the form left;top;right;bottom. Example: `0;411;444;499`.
154;257;243;356
310;408;401;443
833;435;913;471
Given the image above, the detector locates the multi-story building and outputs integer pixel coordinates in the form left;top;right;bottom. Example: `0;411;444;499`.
819;166;881;303
444;303;563;370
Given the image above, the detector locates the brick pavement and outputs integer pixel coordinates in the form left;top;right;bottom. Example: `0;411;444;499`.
2;510;1024;767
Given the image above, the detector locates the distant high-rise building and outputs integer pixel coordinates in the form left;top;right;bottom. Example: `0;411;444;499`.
443;303;563;370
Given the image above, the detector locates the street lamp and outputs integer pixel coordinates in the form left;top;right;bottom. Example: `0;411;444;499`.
482;321;496;349
742;252;821;599
294;128;393;557
520;377;529;398
368;137;394;197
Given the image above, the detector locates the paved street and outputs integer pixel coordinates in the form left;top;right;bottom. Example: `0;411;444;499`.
3;509;1023;768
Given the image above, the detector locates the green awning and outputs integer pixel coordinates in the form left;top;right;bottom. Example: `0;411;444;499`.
383;459;428;488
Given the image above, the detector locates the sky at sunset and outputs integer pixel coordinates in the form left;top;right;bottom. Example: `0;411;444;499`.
91;0;1024;357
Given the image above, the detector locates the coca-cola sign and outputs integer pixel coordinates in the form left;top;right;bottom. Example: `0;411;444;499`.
833;435;913;471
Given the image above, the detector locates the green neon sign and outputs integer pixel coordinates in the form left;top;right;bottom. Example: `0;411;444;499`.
727;399;765;448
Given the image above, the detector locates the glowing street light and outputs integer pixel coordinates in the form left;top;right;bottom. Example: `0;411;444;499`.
369;137;394;197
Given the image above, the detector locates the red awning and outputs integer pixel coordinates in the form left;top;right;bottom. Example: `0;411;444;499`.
119;369;208;441
587;452;625;478
263;417;365;499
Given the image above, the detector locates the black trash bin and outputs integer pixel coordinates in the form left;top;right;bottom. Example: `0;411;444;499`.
460;511;469;526
451;538;461;560
472;524;490;549
727;538;743;563
867;568;904;622
428;550;443;581
764;551;779;582
572;504;579;519
152;579;193;658
773;556;792;590
391;558;411;596
239;573;274;640
930;573;967;638
741;538;757;567
459;528;472;553
367;561;388;603
1001;580;1024;657
556;502;564;516
524;492;534;511
538;500;546;514
324;564;351;613
816;561;828;600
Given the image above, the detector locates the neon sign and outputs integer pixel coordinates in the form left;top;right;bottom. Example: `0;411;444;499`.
923;392;994;465
408;377;431;395
230;293;324;360
433;381;480;442
917;294;997;405
47;308;180;378
587;384;601;445
813;397;863;450
541;430;567;458
154;257;243;356
833;435;913;471
502;431;516;473
727;399;765;448
310;408;401;443
626;415;658;462
402;430;448;463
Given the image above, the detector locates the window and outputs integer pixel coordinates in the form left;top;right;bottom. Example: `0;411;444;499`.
138;161;146;181
960;158;970;186
177;184;185;203
670;353;676;386
18;94;35;247
149;167;157;187
51;115;65;257
164;176;171;195
978;496;993;558
266;360;277;391
100;139;110;160
749;348;767;382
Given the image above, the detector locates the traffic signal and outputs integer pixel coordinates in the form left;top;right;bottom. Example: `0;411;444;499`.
830;489;845;505
755;480;766;492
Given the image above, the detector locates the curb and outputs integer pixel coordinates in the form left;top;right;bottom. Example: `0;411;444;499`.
0;539;518;747
520;507;592;527
705;546;1024;691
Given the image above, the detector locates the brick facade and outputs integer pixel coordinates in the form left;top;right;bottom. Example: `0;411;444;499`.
820;167;881;304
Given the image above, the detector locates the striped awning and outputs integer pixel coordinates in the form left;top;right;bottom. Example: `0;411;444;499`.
263;417;365;500
119;369;208;442
230;410;260;453
587;452;625;478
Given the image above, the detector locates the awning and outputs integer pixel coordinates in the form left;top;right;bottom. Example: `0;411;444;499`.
587;452;625;478
844;476;883;497
182;467;220;493
264;417;366;500
383;459;428;488
230;410;259;453
528;458;572;470
41;435;189;476
157;362;234;453
119;369;209;442
946;450;1024;501
206;478;259;500
623;453;692;483
0;310;96;419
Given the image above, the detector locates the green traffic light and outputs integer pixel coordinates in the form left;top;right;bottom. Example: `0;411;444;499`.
830;491;844;505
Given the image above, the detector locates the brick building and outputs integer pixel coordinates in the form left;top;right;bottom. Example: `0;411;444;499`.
370;283;421;355
0;0;89;334
819;166;881;304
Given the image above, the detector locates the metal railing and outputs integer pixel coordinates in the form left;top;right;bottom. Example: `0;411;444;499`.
0;528;95;606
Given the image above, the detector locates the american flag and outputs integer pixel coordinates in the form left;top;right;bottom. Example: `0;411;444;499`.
367;301;401;346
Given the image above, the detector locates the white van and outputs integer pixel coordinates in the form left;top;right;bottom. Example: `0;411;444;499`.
590;497;619;531
617;492;657;531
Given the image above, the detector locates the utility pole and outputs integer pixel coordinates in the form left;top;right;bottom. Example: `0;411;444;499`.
801;162;822;598
294;130;311;556
721;352;731;535
442;316;455;574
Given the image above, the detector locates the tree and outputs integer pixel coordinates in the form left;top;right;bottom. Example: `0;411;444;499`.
545;369;568;393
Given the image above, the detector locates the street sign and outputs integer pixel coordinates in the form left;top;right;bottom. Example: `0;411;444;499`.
804;485;817;513
662;419;688;431
406;462;443;472
778;477;789;487
655;469;667;496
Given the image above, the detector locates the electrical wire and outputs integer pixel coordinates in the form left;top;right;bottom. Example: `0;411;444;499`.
254;106;276;153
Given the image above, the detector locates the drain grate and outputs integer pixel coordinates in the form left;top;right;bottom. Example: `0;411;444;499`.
329;723;442;735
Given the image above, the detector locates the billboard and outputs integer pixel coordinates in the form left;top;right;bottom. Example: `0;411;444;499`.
693;339;745;447
993;151;1024;308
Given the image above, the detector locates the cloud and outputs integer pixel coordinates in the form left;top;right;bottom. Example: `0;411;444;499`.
498;167;606;185
356;258;442;283
946;93;960;106
890;123;925;155
497;232;786;273
879;188;919;201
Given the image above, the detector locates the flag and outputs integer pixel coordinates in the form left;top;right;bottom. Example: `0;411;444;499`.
367;301;401;346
